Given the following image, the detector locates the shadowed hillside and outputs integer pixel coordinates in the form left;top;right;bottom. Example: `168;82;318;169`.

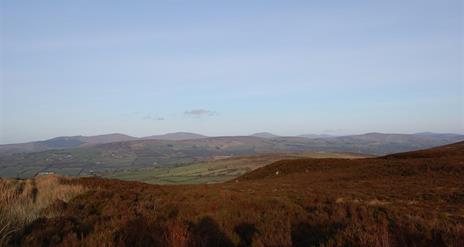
2;141;462;246
239;141;464;181
384;141;464;159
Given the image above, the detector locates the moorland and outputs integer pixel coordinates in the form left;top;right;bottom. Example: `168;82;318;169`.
1;141;463;246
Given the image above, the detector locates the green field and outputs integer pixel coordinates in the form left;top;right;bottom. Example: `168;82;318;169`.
105;152;368;184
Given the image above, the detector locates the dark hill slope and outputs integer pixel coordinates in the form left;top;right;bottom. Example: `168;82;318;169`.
239;141;464;181
383;141;464;159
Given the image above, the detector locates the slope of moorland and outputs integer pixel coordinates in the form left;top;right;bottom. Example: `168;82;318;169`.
3;141;462;246
1;133;463;178
105;152;368;185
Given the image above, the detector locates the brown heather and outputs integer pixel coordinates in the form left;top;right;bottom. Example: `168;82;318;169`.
1;141;464;246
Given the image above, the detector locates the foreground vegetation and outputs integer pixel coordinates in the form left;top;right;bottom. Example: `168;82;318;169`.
0;176;86;246
1;142;464;246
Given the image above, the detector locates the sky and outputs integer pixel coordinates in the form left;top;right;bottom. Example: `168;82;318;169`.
0;0;463;144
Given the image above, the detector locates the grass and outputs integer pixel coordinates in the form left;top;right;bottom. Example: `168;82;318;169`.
0;175;86;246
106;152;367;184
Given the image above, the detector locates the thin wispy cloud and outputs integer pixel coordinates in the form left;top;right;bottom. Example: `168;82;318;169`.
184;109;216;118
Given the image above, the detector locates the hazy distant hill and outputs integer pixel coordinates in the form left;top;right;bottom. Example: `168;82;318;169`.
306;132;464;155
42;133;138;147
142;132;208;141
299;134;333;139
0;132;209;155
414;132;464;139
250;132;280;139
78;133;138;144
0;133;137;155
0;133;463;178
339;132;455;142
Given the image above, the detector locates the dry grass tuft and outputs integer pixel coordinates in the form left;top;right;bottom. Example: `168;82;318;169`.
0;175;85;246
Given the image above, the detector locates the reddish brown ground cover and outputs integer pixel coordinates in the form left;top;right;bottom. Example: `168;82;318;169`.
7;142;464;246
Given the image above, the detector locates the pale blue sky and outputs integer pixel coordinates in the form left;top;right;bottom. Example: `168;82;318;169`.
1;0;463;144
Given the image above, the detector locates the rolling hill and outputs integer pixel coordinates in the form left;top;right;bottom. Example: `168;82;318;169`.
0;132;207;155
250;132;280;139
0;133;137;155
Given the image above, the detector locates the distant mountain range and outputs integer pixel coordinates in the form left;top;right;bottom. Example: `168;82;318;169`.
251;132;333;139
1;132;463;156
0;132;463;178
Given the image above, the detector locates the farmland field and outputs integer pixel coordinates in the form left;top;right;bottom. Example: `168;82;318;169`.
106;152;368;184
